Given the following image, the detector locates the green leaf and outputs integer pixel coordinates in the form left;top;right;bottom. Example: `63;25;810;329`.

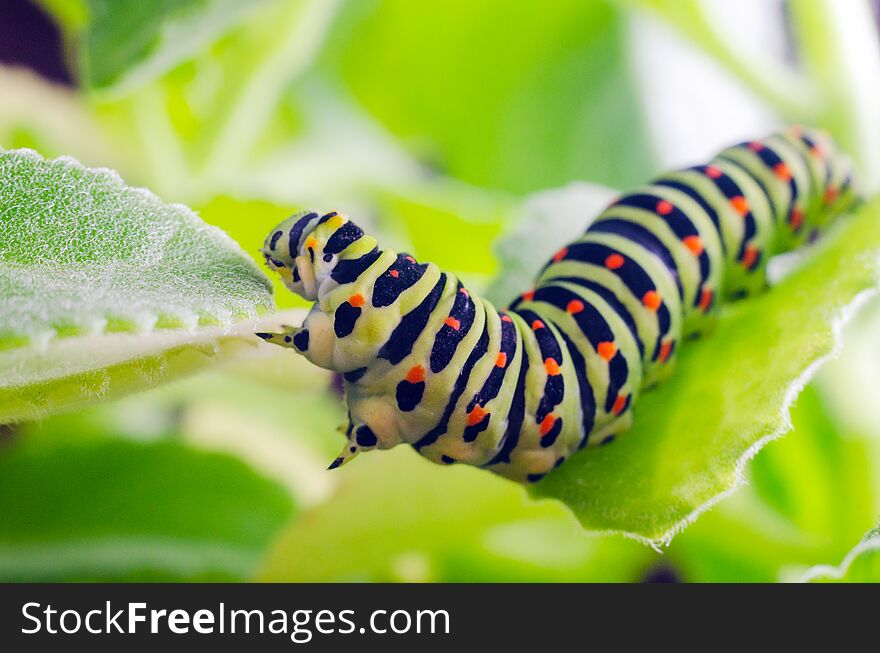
332;0;654;193
75;0;271;91
533;198;880;544
747;385;878;545
0;148;274;423
802;532;880;583
258;447;656;582
665;384;880;582
0;434;294;581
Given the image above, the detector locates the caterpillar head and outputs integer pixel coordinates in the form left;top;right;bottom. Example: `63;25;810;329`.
262;210;375;301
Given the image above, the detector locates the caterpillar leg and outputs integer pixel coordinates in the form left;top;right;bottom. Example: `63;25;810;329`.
328;446;359;470
255;324;309;351
255;305;336;368
328;419;382;470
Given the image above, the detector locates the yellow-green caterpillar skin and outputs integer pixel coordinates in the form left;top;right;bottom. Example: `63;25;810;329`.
259;127;857;483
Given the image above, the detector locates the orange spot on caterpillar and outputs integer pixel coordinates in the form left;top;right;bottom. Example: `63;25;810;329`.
406;365;425;384
642;290;661;312
683;235;704;256
748;141;764;152
501;314;513;323
544;358;561;376
531;320;545;331
552;247;569;263
774;163;791;181
444;317;461;330
521;290;535;302
467;405;488;427
605;253;625;270
656;200;674;216
742;245;759;269
389;269;400;278
539;415;557;437
811;146;825;159
730;196;749;216
612;394;628;416
824;186;840;205
699;287;714;312
349;293;365;307
597;341;617;361
790;208;804;229
705;166;723;179
460;288;470;297
304;236;318;249
566;299;584;314
659;340;673;363
495;352;508;368
405;255;416;263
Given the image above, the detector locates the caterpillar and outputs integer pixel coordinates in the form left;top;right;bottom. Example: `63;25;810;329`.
257;126;858;484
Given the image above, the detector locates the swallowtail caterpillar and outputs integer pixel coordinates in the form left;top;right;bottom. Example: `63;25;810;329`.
258;127;857;483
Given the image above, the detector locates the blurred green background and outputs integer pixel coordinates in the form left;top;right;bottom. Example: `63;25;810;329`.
2;0;880;582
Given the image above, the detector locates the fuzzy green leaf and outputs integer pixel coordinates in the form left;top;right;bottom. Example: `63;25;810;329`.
665;384;880;582
802;531;880;582
532;198;880;544
0;149;273;423
0;434;294;581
